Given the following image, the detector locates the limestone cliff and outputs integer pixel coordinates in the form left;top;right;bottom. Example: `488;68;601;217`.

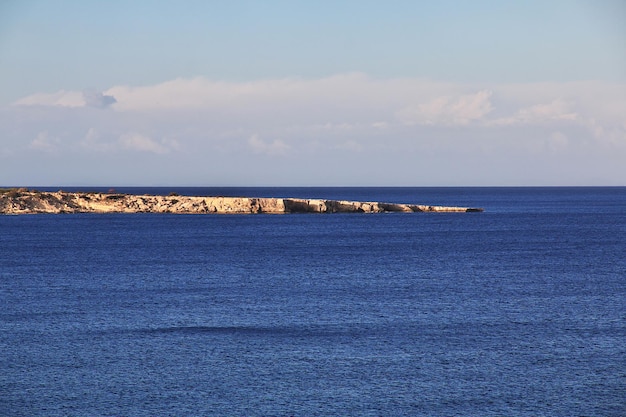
0;189;483;215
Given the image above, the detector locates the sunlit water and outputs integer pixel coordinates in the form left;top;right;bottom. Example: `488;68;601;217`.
1;187;624;416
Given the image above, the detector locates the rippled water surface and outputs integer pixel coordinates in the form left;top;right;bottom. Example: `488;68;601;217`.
1;187;625;416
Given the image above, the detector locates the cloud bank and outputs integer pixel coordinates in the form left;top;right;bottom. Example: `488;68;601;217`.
14;90;117;109
3;74;625;185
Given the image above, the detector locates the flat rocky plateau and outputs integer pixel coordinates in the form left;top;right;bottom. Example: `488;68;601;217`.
0;189;483;214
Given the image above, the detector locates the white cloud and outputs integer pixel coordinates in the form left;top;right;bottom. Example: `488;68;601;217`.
397;90;493;125
100;73;460;123
29;131;59;152
80;128;181;154
119;133;172;154
583;119;626;148
5;75;626;185
81;127;113;152
15;90;85;107
13;89;117;109
490;99;577;126
248;134;290;155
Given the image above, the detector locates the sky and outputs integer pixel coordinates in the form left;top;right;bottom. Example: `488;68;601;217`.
1;0;625;186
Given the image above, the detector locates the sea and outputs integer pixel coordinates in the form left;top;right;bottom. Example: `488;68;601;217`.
1;187;624;417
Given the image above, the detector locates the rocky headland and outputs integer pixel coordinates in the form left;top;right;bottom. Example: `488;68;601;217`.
0;188;483;215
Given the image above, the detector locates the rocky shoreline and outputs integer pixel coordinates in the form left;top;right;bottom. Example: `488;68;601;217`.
0;189;483;214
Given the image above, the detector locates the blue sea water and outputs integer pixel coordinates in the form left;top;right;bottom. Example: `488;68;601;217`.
1;187;624;416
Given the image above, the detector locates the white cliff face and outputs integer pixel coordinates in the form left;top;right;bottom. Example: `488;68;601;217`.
0;189;483;215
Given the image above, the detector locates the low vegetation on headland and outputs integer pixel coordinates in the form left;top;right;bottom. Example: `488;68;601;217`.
0;188;483;215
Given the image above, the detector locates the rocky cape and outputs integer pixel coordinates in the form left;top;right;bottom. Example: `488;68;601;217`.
0;189;483;215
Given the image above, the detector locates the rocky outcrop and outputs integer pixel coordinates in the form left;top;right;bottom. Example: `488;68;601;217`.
0;189;483;215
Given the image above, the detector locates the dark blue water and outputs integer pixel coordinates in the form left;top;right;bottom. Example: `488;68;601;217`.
1;187;625;416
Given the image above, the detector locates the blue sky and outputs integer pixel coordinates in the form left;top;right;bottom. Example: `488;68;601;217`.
1;0;625;186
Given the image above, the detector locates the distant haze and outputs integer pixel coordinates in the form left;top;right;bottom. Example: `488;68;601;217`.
1;1;624;186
